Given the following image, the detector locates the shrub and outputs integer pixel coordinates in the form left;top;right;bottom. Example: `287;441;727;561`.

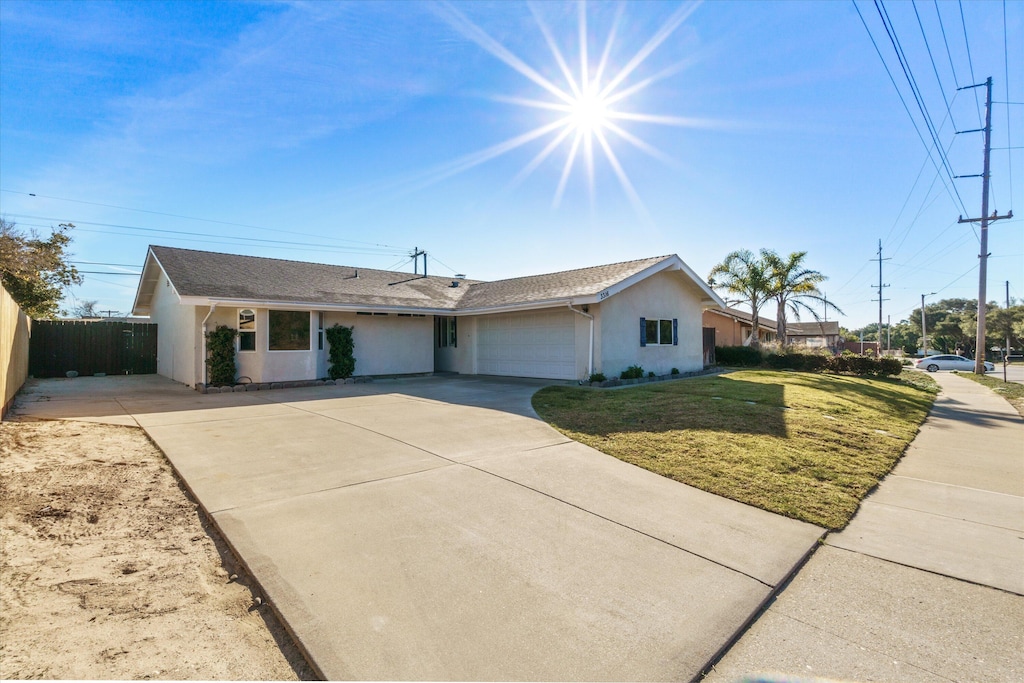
671;368;680;375
715;345;763;366
588;372;606;383
325;324;356;379
647;371;656;378
620;364;645;380
205;325;237;386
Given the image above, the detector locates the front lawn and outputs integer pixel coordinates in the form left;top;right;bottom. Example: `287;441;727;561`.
532;369;938;529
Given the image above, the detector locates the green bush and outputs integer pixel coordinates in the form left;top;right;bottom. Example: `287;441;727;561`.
647;371;656;378
588;372;606;383
205;325;237;386
325;324;356;379
715;345;763;366
620;364;645;380
716;345;901;378
671;367;680;375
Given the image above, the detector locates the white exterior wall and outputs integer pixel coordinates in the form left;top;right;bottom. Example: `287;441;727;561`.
598;270;705;377
149;270;199;386
323;312;433;376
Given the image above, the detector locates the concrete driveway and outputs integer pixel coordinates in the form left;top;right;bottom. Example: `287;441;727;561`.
13;375;823;681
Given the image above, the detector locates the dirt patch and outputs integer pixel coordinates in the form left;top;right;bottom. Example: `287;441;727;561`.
0;419;314;680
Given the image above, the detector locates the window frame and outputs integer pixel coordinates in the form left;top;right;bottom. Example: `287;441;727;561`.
238;308;256;352
640;317;678;347
436;316;457;348
268;310;311;352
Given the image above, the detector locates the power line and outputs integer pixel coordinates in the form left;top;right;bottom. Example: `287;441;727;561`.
854;1;967;216
934;0;961;88
0;188;410;251
4;214;409;256
958;0;984;127
913;0;957;131
875;0;968;215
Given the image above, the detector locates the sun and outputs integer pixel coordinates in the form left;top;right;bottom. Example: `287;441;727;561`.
426;1;710;213
569;88;610;135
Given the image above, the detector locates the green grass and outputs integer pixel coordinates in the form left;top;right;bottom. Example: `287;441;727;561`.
532;368;938;529
953;370;1024;417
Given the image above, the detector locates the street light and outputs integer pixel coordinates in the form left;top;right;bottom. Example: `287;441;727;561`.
921;292;936;357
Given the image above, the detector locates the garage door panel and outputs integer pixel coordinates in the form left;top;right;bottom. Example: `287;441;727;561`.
477;310;576;380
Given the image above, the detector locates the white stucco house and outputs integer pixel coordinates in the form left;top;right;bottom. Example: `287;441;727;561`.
131;246;726;386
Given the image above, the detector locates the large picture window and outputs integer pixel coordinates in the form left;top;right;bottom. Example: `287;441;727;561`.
269;310;310;350
238;309;256;352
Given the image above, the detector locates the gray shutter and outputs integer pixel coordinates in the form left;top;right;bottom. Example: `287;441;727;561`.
640;317;647;347
673;319;678;346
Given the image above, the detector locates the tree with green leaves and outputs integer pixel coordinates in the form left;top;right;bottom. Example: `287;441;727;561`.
0;218;82;318
708;249;773;348
762;250;842;345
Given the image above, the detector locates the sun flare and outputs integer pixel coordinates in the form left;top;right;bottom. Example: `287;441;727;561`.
432;1;710;213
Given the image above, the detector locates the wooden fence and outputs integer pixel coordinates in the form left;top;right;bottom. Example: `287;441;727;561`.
29;320;157;378
1;285;31;418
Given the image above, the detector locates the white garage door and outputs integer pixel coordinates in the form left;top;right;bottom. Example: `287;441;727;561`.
477;310;577;379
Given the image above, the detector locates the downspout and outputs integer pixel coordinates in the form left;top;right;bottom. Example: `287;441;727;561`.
567;302;594;380
200;304;217;387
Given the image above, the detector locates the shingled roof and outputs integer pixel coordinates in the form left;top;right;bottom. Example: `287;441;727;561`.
133;246;716;315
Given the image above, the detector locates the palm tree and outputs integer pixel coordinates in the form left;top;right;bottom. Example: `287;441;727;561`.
763;250;842;345
708;249;773;348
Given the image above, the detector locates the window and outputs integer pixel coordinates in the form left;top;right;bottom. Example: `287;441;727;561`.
238;309;256;352
436;316;457;348
269;310;310;350
640;317;677;346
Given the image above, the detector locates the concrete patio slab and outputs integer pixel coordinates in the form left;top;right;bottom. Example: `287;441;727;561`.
11;374;824;681
145;410;451;513
475;440;823;587
213;464;769;682
310;399;572;463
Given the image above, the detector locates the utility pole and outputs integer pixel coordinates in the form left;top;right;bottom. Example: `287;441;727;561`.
956;77;1014;373
871;240;890;350
410;247;427;277
823;292;828;322
921;292;935;357
887;314;891;354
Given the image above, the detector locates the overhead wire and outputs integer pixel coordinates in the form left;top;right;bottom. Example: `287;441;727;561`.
854;0;968;217
912;0;957;131
4;214;410;257
875;0;968;215
934;0;960;88
0;188;410;251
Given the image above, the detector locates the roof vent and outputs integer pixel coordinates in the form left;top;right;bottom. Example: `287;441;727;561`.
450;280;460;288
454;274;466;279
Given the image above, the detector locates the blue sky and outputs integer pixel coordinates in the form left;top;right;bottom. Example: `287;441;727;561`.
1;0;1020;328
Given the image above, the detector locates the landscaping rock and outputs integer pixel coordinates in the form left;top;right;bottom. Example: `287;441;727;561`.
259;383;271;390
324;379;335;385
245;384;260;391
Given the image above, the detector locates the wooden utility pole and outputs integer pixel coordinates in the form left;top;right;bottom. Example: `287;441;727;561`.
957;77;1013;373
871;240;890;348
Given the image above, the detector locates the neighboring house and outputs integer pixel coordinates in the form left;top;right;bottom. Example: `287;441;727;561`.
132;246;726;386
702;307;777;347
786;320;841;350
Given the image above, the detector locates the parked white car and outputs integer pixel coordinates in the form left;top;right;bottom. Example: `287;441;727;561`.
915;355;995;372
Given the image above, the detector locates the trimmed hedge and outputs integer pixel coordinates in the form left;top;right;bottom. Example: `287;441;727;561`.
714;346;903;377
205;325;238;386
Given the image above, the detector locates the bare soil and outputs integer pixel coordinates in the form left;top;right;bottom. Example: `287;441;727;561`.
0;418;315;680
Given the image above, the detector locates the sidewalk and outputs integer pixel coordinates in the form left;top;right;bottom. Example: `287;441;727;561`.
705;371;1024;682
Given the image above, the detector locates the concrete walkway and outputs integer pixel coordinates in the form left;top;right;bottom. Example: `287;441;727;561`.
11;374;823;682
706;371;1024;683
